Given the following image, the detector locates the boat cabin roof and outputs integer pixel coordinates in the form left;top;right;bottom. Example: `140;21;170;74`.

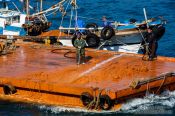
0;9;20;18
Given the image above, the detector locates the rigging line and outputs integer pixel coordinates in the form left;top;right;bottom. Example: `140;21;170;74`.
12;2;20;12
45;9;59;16
137;27;147;44
74;6;78;29
59;0;71;28
46;0;67;16
58;0;72;39
45;0;69;17
65;13;116;22
68;7;74;35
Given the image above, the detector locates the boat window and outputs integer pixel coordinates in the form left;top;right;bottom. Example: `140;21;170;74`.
12;16;20;23
6;17;11;25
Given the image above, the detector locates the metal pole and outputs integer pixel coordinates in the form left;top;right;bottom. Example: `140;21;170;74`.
26;0;29;15
143;8;149;28
26;0;29;36
40;0;43;12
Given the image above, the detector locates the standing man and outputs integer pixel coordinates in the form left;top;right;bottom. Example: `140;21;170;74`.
74;32;86;65
102;16;111;27
144;28;158;61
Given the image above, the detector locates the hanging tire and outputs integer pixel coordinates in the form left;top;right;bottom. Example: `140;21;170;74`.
3;84;17;95
85;23;98;35
80;92;94;106
99;95;113;110
101;26;115;40
86;33;100;48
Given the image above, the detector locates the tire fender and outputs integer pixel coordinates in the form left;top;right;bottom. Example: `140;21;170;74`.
3;84;17;95
80;92;94;106
86;33;100;48
99;94;113;110
101;26;115;40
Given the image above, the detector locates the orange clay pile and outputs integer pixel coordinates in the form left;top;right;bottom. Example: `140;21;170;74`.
39;30;69;37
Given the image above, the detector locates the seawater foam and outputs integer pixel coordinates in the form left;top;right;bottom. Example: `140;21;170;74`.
38;105;115;115
37;90;175;114
120;90;175;114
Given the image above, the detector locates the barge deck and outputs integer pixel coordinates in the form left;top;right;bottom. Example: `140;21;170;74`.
0;42;175;111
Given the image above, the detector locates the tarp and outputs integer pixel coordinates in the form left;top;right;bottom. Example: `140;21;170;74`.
117;24;137;30
0;0;11;2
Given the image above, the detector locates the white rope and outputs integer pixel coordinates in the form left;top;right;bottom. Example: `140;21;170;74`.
59;0;71;27
45;9;59;16
12;2;20;12
75;7;78;29
68;7;74;35
45;0;68;17
58;0;72;39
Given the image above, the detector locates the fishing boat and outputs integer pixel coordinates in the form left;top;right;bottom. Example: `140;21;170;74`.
38;0;166;53
0;0;26;36
0;0;61;36
0;40;175;111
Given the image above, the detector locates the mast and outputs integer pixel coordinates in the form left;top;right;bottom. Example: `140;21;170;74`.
26;0;29;15
40;0;43;12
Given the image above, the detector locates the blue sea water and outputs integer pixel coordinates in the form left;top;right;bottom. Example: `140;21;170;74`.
1;0;175;115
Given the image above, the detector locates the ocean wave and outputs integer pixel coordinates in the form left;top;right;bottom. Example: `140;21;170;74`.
36;90;175;115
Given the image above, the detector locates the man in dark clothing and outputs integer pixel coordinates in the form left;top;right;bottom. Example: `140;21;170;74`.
74;32;86;64
102;16;111;27
144;28;158;61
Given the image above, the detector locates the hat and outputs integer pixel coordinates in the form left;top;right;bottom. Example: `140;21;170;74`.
76;31;81;37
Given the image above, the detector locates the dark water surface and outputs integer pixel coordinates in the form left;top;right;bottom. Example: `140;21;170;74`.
1;0;175;115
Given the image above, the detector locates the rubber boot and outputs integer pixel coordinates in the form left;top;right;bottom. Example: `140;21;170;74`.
82;55;85;64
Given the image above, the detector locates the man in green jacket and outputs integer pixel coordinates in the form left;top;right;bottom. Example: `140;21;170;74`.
74;32;86;65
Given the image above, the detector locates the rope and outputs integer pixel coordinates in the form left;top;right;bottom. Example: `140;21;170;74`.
45;0;68;16
86;89;103;110
68;7;74;35
155;75;166;94
145;81;150;97
58;0;72;39
137;27;147;44
74;4;78;30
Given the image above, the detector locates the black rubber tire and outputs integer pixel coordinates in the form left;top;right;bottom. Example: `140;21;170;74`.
86;33;100;48
49;36;57;44
85;23;98;35
101;26;115;40
99;95;113;110
3;84;17;95
80;92;94;106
